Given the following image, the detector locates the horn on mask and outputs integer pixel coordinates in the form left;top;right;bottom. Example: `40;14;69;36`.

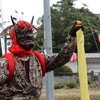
11;15;16;25
30;16;34;24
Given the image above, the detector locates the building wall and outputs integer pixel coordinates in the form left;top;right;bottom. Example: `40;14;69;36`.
43;61;100;84
66;61;78;73
43;75;78;85
66;61;100;74
87;62;100;74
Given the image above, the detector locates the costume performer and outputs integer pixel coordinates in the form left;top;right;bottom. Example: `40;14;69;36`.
0;16;83;100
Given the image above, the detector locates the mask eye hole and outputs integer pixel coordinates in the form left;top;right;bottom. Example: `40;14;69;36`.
29;29;33;33
19;40;24;43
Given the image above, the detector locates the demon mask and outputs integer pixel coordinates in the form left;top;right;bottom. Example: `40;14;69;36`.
14;20;34;49
0;16;39;56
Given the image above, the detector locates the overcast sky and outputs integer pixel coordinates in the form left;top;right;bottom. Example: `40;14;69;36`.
1;0;100;26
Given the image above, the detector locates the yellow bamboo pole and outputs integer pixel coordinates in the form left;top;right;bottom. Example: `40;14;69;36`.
76;29;90;100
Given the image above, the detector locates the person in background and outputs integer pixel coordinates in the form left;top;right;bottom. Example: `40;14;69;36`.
0;16;83;100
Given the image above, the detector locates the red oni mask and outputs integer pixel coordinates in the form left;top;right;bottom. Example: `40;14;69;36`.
8;20;35;57
14;20;34;49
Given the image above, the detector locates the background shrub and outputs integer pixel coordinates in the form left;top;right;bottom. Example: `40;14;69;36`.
54;83;65;89
54;65;73;75
66;82;77;88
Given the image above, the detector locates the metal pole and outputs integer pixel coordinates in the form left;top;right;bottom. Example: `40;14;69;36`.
43;0;55;100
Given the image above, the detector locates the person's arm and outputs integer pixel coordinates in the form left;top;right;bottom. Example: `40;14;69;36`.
44;21;84;72
44;35;76;72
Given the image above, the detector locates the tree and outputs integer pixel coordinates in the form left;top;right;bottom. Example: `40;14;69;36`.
36;0;100;53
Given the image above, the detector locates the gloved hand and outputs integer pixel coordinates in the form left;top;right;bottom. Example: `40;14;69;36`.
69;20;84;37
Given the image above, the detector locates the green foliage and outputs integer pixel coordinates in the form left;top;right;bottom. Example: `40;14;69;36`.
54;65;73;74
34;33;44;52
88;80;91;84
66;82;77;88
54;83;65;89
54;82;77;89
36;0;100;53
